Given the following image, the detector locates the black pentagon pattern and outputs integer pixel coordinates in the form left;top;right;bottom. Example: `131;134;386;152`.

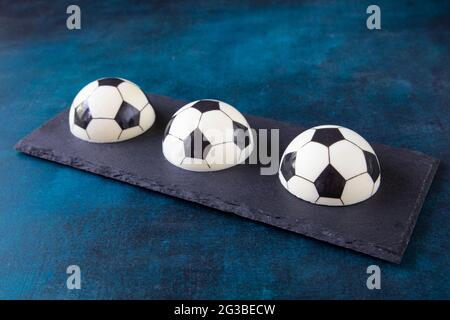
314;164;346;198
280;152;297;182
311;128;345;147
74;101;92;129
115;102;140;130
98;77;124;87
233;121;250;150
363;150;380;182
183;128;211;160
191;100;221;113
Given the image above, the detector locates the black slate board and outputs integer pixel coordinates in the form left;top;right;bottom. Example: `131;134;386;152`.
15;93;439;263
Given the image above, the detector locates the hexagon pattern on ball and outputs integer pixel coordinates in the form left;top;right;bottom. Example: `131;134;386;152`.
279;125;381;206
69;77;155;143
162;99;254;172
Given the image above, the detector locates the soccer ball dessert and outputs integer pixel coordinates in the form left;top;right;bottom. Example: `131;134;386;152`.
162;99;254;171
69;77;155;143
279;125;381;206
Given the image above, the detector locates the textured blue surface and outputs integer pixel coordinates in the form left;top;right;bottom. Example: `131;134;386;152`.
0;0;448;299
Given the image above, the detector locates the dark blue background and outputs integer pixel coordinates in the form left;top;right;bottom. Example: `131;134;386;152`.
0;0;448;299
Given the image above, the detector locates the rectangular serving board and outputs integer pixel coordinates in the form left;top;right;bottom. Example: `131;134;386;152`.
15;93;439;263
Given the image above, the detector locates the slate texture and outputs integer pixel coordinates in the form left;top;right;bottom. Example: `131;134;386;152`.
15;93;439;263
